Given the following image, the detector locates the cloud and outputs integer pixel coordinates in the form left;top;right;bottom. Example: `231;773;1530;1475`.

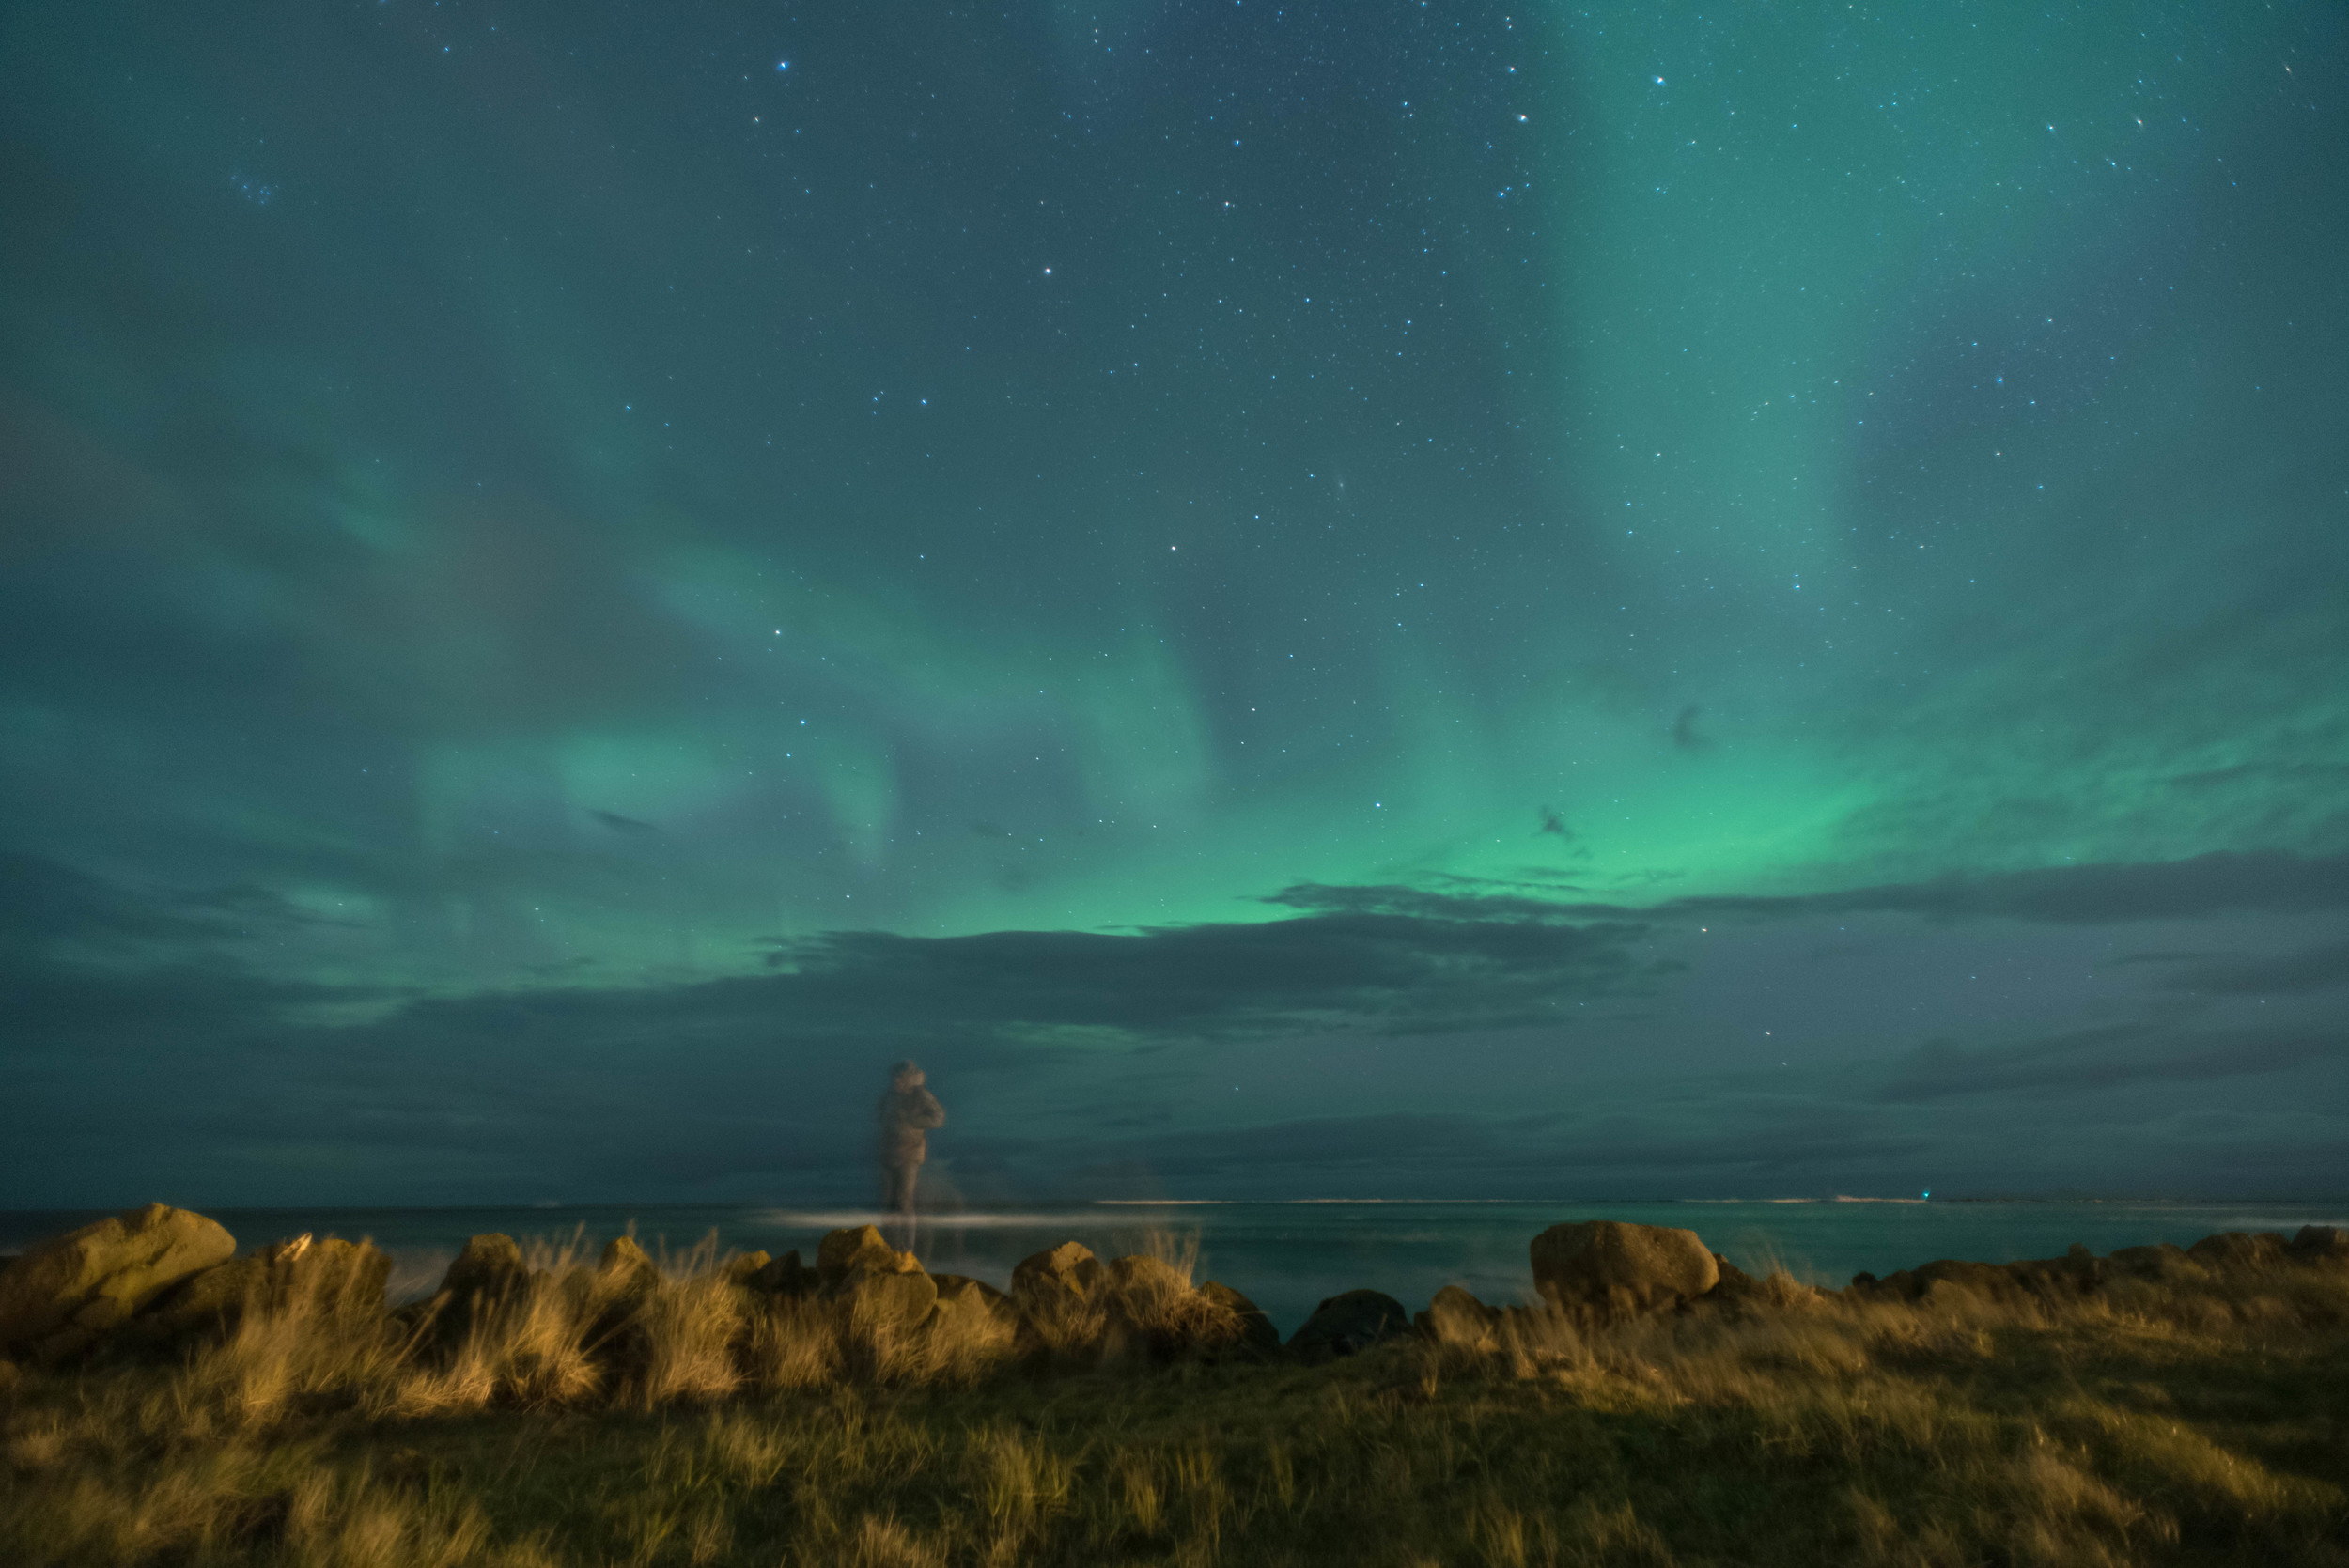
591;810;658;833
1670;704;1710;751
1418;849;2349;927
759;904;1654;1044
2151;939;2349;995
1875;1022;2339;1103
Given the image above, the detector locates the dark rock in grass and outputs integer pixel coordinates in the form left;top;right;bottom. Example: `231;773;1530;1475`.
407;1233;534;1347
0;1203;236;1361
1288;1289;1410;1361
1415;1284;1503;1344
2108;1243;2205;1282
817;1226;920;1286
722;1250;772;1285
1096;1263;1275;1362
1200;1281;1281;1358
2290;1225;2349;1265
928;1273;1011;1337
2187;1232;2291;1273
1530;1220;1719;1321
443;1234;529;1304
930;1272;1012;1313
598;1236;661;1295
747;1250;820;1299
1011;1241;1104;1305
2004;1243;2108;1298
1696;1255;1826;1314
129;1236;390;1348
836;1265;937;1328
1849;1258;2027;1307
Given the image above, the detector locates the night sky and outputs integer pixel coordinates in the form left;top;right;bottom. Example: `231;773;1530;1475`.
5;1;2344;1208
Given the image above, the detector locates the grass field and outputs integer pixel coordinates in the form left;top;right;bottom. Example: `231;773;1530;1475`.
4;1234;2345;1566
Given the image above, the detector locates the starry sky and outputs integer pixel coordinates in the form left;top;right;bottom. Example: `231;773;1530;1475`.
4;0;2344;1208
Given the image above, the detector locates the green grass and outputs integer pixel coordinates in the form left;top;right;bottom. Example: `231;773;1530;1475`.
4;1238;2346;1566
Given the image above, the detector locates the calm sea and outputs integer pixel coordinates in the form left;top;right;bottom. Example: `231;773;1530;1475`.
7;1199;2342;1337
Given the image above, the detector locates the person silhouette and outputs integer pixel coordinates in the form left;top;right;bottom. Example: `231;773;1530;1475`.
876;1060;945;1216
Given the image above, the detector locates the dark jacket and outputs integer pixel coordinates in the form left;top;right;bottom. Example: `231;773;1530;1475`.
877;1084;946;1167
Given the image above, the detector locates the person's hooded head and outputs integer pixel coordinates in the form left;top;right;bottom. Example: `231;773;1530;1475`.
890;1060;925;1090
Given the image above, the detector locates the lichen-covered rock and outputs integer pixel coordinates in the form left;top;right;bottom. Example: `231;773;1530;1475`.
442;1234;528;1304
930;1272;1011;1314
722;1250;772;1285
1011;1241;1103;1304
1414;1284;1502;1345
130;1235;389;1347
0;1203;236;1360
1287;1288;1410;1361
817;1226;919;1286
1530;1220;1719;1321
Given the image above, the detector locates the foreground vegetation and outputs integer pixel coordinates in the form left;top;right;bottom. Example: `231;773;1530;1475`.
4;1232;2347;1566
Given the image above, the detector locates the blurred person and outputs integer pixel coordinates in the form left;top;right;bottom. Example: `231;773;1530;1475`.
877;1060;946;1215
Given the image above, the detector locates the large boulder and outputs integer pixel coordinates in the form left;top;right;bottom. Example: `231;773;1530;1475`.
1287;1289;1410;1361
2290;1225;2349;1266
1198;1281;1280;1358
442;1234;529;1304
1011;1241;1103;1305
817;1226;920;1287
1530;1220;1719;1321
0;1203;236;1360
130;1235;390;1347
1414;1284;1503;1347
930;1272;1012;1315
1092;1256;1268;1362
407;1233;533;1347
722;1250;773;1286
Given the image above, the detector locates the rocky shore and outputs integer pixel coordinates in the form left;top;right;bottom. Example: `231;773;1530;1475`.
5;1201;2344;1384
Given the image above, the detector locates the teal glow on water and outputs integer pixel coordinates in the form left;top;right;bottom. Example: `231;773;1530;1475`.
8;1200;2342;1337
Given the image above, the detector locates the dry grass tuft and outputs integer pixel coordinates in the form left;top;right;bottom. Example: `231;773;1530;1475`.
5;1236;2346;1565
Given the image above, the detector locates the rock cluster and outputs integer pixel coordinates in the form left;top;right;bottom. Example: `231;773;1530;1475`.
0;1204;237;1361
0;1204;397;1369
1844;1224;2349;1307
4;1207;2341;1384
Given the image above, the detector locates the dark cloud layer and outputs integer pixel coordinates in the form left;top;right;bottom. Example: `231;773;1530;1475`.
1877;1023;2341;1104
6;846;2345;1205
1288;849;2349;929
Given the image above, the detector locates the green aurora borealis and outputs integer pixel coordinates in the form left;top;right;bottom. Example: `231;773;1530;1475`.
3;1;2344;1204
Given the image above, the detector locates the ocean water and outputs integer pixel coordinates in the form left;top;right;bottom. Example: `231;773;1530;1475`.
6;1199;2342;1338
